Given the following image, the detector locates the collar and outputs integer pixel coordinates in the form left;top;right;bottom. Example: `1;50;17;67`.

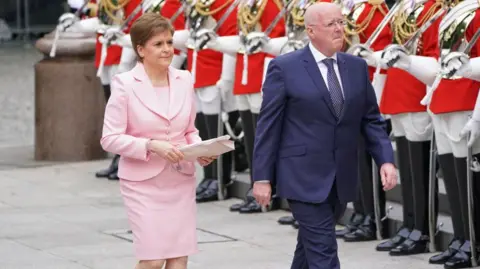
308;42;338;64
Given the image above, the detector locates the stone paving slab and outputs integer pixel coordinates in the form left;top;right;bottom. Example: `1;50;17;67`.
0;160;454;269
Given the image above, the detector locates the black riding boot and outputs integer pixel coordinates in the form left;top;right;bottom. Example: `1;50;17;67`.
195;112;216;195
196;112;235;202
443;156;478;268
377;136;414;251
230;110;257;211
390;140;431;256
429;153;464;264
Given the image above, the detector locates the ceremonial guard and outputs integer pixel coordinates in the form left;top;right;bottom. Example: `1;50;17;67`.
381;0;480;267
360;0;445;256
54;0;143;180
334;0;393;242
263;0;393;232
172;0;241;203
106;0;188;71
209;0;286;213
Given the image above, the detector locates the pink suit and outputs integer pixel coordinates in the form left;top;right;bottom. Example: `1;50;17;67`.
101;62;201;260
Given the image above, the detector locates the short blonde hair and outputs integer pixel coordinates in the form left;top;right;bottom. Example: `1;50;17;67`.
129;13;175;62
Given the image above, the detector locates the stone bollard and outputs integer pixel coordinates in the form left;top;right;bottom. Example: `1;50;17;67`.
34;30;107;161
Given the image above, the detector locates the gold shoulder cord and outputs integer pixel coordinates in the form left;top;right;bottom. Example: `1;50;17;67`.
87;2;99;17
99;0;130;24
344;1;388;46
194;0;235;16
290;0;314;28
392;0;444;46
238;0;283;36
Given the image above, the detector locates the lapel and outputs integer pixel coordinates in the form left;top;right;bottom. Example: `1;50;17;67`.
336;53;351;122
131;63;186;120
302;46;337;119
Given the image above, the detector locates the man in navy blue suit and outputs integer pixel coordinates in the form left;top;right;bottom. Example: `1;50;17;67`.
252;2;397;268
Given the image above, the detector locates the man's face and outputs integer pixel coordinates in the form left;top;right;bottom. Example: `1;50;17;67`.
306;8;345;55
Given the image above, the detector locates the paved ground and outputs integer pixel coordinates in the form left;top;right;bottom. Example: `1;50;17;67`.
0;159;444;269
0;43;448;269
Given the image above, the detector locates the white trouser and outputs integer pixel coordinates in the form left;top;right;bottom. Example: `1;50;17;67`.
195;85;237;115
235;93;262;114
99;65;119;85
390;112;433;142
429;110;480;157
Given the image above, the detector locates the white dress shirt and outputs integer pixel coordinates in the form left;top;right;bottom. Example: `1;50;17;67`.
308;42;345;98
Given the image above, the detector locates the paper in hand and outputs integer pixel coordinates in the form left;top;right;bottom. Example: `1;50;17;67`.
179;135;235;161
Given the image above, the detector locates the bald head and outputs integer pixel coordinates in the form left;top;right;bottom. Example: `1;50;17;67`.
304;2;344;57
304;2;341;28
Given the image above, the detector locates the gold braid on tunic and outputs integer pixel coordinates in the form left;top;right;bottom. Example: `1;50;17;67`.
390;0;444;54
238;0;283;36
98;0;130;24
343;0;388;46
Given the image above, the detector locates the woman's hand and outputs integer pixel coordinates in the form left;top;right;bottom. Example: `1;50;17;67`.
147;140;184;163
197;156;217;166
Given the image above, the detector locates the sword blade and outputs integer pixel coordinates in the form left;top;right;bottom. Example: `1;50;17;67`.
463;28;480;55
364;0;402;48
404;5;448;50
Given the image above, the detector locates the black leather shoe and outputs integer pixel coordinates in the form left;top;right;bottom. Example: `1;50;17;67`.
336;213;364;238
96;155;119;178
376;227;411;251
107;171;119;180
230;200;249;211
196;178;215;195
278;216;295;225
230;189;255;212
239;199;263;213
389;229;429;256
344;215;376;242
292;220;299;229
444;241;474;269
429;239;463;264
196;180;219;203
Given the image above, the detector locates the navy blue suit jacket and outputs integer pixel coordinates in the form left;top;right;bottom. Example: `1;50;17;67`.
252;45;395;205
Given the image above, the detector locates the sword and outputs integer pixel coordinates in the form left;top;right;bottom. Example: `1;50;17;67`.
403;5;448;51
246;0;297;54
50;0;91;57
196;0;245;50
384;5;447;67
466;130;478;267
428;133;439;252
363;0;402;49
97;0;145;77
170;1;187;23
420;28;480;105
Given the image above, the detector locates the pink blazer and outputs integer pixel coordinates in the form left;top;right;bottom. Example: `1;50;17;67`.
100;62;202;181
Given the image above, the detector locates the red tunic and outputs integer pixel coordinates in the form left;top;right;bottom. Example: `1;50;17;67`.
94;0;143;68
429;9;480;114
160;0;186;55
234;0;286;95
186;0;238;89
352;1;391;81
380;0;442;115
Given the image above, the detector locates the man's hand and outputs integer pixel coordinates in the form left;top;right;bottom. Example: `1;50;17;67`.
253;181;271;206
380;163;397;191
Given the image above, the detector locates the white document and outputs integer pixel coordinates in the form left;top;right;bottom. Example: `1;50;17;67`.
179;135;235;160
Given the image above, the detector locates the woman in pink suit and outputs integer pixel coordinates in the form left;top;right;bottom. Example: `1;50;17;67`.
100;13;216;269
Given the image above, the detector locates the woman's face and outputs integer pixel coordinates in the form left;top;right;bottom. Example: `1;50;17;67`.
137;30;174;69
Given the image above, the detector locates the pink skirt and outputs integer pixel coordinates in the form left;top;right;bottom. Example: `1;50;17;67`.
119;166;198;260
